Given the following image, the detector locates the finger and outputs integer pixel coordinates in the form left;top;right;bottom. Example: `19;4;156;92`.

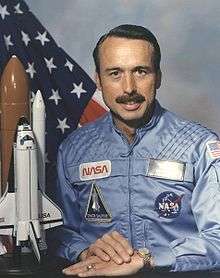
64;260;105;276
63;261;89;272
91;239;123;264
101;233;132;262
63;263;96;276
62;257;99;274
111;231;133;255
78;267;106;277
88;243;111;261
63;265;89;276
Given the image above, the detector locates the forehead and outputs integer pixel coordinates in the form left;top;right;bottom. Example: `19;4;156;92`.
98;37;155;68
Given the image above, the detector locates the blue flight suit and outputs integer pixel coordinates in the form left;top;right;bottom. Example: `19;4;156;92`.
54;100;220;271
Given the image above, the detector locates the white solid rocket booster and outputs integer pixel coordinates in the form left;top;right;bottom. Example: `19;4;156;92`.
32;90;45;191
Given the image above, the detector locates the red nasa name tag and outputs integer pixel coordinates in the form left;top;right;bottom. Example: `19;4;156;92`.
79;160;111;181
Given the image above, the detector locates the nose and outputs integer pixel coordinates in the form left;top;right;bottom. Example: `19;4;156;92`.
122;73;136;94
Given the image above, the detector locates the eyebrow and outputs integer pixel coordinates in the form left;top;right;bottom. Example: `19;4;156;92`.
105;67;122;72
104;65;153;74
133;65;152;71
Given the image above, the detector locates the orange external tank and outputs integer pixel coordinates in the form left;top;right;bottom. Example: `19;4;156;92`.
0;56;29;194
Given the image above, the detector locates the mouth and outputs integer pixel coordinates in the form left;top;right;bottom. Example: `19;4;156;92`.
120;101;142;111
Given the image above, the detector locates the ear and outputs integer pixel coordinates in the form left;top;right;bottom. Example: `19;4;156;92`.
156;69;162;89
95;72;102;91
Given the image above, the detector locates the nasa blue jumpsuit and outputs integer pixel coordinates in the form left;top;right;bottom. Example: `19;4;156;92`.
54;100;220;271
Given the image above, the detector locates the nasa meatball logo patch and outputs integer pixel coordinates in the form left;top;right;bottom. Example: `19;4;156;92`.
155;191;183;218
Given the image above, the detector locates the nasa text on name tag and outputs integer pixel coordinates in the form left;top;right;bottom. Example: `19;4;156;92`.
79;160;111;181
148;159;185;181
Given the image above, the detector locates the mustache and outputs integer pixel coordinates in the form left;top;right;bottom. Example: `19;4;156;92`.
116;91;145;104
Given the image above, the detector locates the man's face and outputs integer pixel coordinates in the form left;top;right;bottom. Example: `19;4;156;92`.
95;37;161;125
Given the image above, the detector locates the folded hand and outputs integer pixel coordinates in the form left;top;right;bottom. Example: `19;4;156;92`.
83;231;133;264
63;252;144;277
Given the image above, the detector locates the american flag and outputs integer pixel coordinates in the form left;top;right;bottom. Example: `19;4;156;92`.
0;0;106;196
207;141;220;159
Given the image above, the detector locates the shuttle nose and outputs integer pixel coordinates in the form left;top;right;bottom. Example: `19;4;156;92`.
17;116;30;127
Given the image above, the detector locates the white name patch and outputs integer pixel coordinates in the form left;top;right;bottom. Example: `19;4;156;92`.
148;159;185;181
79;160;111;181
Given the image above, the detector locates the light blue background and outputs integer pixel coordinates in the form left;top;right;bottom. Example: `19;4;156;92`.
26;0;220;135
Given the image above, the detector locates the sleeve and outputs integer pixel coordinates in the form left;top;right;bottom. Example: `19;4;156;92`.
152;136;220;272
50;145;91;263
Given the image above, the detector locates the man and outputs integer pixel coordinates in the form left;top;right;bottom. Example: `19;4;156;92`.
53;25;220;276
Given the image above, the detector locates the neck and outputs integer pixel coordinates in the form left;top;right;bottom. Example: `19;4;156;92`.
114;120;136;144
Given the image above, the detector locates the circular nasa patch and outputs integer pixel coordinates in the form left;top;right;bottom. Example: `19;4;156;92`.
155;191;183;218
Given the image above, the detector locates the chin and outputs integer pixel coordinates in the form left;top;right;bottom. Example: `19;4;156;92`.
121;109;146;120
117;112;145;123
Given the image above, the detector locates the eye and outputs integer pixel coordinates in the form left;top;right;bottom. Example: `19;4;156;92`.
109;70;121;78
135;68;147;76
135;67;152;77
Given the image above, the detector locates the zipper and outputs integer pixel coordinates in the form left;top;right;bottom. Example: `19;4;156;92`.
128;150;133;246
127;133;140;247
114;126;140;246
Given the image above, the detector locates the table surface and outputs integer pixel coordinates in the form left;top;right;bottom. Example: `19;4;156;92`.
0;254;219;278
1;271;220;278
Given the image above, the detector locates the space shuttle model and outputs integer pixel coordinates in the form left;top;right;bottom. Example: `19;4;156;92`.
0;56;63;262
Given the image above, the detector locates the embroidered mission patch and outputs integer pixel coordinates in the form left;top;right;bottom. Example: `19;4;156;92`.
85;183;112;223
155;191;183;218
206;141;220;159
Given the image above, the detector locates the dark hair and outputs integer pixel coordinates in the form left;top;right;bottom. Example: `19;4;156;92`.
93;24;161;74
